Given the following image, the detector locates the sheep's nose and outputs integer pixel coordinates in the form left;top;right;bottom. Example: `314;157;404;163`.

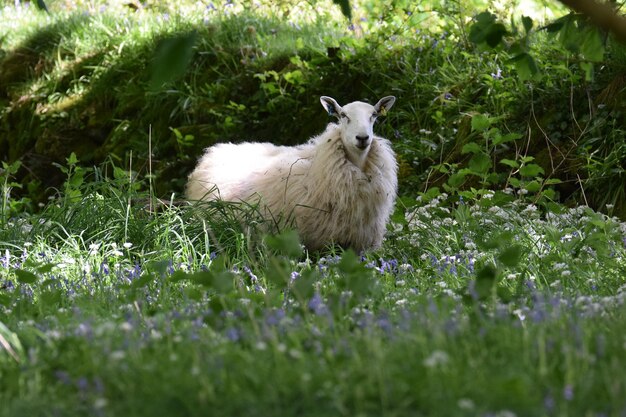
356;135;370;147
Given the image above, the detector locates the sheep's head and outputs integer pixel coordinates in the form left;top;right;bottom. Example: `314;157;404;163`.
320;95;396;164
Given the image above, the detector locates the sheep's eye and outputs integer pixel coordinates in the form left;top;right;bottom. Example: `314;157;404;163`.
371;112;378;118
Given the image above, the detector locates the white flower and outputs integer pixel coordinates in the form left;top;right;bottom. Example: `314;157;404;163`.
458;398;475;410
110;350;126;360
423;350;450;368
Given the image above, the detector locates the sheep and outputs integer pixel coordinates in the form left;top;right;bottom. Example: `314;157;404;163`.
186;95;397;252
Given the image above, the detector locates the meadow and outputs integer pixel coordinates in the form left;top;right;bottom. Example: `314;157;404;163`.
2;1;626;416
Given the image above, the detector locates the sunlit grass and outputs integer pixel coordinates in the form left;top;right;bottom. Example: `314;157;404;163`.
2;1;626;415
1;158;625;415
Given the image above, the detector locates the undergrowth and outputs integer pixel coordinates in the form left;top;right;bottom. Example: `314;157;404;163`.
1;152;626;417
2;1;626;216
2;3;626;415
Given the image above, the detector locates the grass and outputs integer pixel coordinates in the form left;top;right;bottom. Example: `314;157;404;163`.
5;0;626;215
2;1;626;416
1;161;626;416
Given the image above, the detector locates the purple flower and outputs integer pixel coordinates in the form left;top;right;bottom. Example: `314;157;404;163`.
563;384;574;401
308;292;328;316
225;327;240;342
491;67;503;79
55;370;72;385
76;377;89;392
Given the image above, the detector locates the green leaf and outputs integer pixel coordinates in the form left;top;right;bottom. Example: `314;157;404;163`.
170;269;234;294
149;31;198;90
474;263;498;300
336;250;365;274
469;12;507;47
493;132;523;145
519;163;545;177
486;23;507;47
559;15;584;53
15;270;38;284
335;251;376;297
510;53;541;81
580;61;594;82
521;16;533;34
471;114;491;131
291;269;317;302
462;142;483;155
581;27;604;62
447;172;467;188
525;180;542;192
0;294;12;306
544;178;562;185
544;14;569;33
499;158;519;168
265;230;303;258
66;152;78;166
469;12;497;44
468;152;492;174
498;244;523;267
35;263;55;274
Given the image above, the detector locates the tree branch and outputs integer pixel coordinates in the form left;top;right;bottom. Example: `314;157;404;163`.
558;0;626;44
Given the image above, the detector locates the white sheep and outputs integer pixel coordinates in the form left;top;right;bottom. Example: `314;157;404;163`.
186;95;397;251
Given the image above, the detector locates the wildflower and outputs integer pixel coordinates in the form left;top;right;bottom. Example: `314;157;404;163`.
94;398;107;410
423;350;449;367
563;384;574;401
308;292;328;316
110;350;126;361
55;370;72;385
491;67;502;79
458;398;475;410
225;327;240;342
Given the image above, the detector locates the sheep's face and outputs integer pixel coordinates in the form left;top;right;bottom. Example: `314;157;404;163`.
321;96;396;158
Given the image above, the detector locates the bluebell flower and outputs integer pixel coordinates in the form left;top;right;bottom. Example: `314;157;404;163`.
308;292;328;316
225;327;240;342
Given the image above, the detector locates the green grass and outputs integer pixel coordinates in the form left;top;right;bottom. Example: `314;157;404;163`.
2;1;626;416
1;159;626;416
4;0;626;215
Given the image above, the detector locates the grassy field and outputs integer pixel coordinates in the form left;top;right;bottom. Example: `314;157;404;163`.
2;1;626;416
1;162;626;416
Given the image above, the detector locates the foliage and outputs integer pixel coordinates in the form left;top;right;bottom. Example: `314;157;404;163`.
0;157;625;416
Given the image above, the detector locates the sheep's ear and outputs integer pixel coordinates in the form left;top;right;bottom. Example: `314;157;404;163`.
320;96;342;118
374;96;396;116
